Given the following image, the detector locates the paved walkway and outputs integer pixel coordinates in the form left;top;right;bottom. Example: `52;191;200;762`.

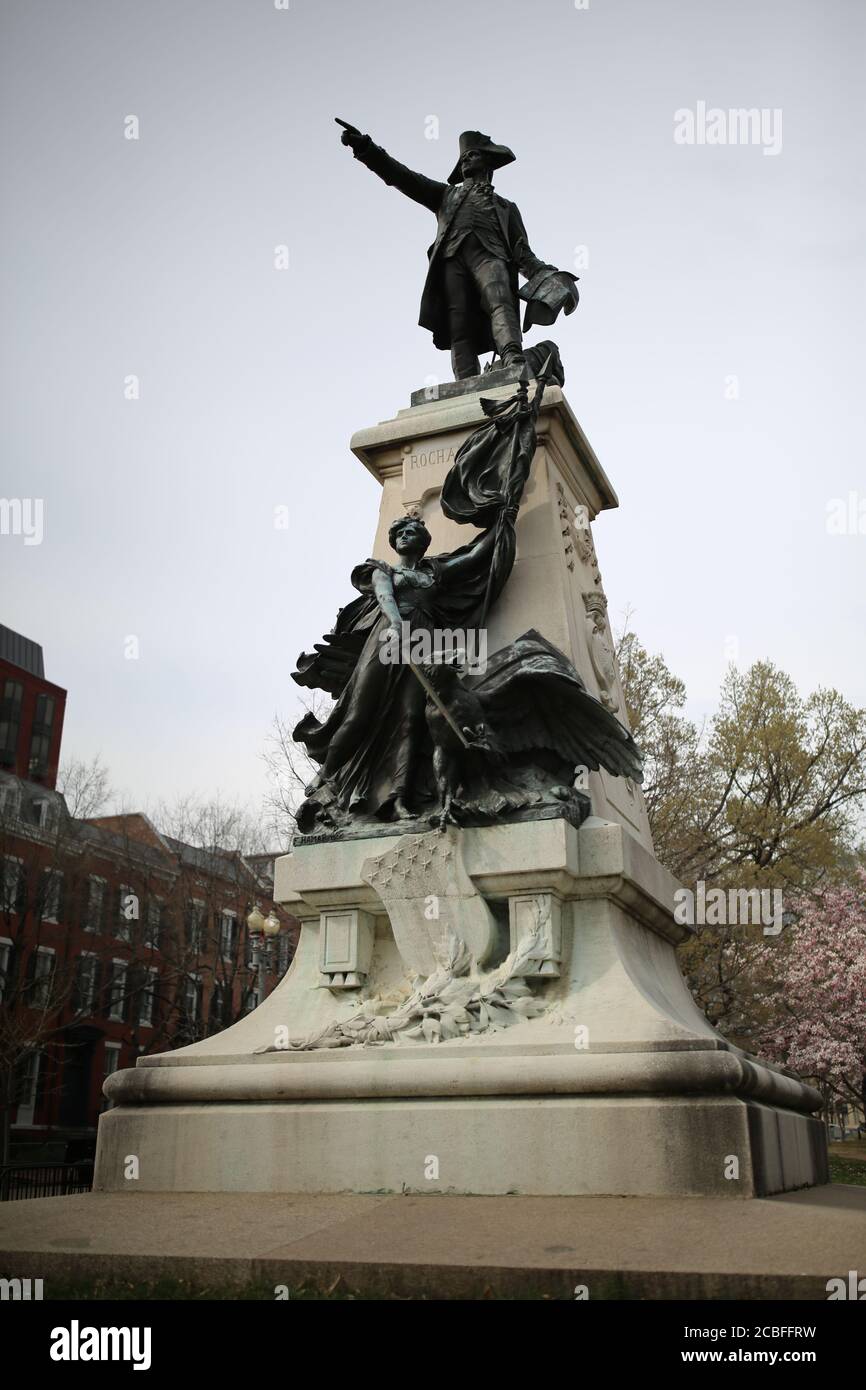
1;1186;865;1299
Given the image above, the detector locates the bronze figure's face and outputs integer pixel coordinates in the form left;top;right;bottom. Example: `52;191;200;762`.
460;148;491;181
389;516;431;558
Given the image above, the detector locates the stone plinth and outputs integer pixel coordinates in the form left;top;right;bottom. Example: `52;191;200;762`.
95;817;826;1198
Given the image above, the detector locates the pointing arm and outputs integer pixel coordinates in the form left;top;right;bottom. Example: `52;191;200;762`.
339;122;445;214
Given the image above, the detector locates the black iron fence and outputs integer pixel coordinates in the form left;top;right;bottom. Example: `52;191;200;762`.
0;1161;93;1201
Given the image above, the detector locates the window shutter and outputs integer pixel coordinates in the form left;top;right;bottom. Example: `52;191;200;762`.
93;959;105;1016
128;963;143;1018
32;1050;44;1114
13;1053;33;1106
77;956;97;1015
2;940;19;998
74;876;87;928
116;965;128;1022
148;969;161;1027
15;864;28;917
57;870;68;925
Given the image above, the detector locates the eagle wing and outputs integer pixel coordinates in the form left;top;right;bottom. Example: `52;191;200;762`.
466;630;643;784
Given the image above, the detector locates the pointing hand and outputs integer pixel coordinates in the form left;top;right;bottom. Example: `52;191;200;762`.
335;118;365;152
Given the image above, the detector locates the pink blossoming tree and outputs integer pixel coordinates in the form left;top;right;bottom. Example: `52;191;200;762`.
760;872;866;1124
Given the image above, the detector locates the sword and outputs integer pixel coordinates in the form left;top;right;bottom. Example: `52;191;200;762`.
407;659;471;749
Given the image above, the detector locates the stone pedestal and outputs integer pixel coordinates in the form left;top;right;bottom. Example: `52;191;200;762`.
352;382;652;847
95;813;826;1196
94;383;827;1199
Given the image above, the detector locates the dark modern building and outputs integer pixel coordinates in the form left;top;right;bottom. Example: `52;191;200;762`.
0;624;67;790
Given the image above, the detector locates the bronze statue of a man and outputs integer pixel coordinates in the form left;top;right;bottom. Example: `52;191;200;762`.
337;122;578;381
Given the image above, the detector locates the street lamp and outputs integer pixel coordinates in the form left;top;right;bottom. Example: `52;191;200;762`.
246;903;281;1007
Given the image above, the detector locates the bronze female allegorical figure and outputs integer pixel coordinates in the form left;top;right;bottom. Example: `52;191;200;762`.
291;373;642;836
293;512;506;832
336;120;580;381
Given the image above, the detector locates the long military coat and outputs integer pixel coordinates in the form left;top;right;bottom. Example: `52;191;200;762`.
354;138;546;354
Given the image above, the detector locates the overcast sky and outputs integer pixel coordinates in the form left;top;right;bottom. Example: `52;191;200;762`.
2;0;864;833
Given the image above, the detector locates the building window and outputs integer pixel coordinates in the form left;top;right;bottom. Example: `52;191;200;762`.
209;980;229;1028
75;952;98;1015
139;968;158;1028
182;975;201;1026
0;937;12;1003
14;1048;41;1126
33;798;57;832
0;779;21;821
2;856;23;916
28;693;55;780
31;946;55;1008
108;961;127;1021
185;900;205;953
41;868;63;923
0;680;24;768
84;876;106;932
116;884;138;942
102;1042;121;1111
144;898;162;949
219;911;238;961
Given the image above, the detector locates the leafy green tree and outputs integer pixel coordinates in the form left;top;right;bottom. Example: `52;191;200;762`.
617;628;866;1038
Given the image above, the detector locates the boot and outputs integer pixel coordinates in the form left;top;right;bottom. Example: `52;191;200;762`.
450;338;481;380
500;340;527;370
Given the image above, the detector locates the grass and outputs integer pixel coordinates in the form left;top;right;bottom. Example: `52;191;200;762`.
38;1275;361;1301
828;1138;866;1161
828;1139;866;1187
34;1274;570;1301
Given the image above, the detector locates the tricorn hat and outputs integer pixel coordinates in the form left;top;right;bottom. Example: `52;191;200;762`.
519;266;580;332
448;130;516;185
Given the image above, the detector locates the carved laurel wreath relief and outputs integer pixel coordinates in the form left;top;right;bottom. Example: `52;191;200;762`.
555;480;622;716
262;924;549;1052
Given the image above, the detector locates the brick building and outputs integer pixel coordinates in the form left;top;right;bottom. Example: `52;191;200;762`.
1;624;66;789
0;627;297;1163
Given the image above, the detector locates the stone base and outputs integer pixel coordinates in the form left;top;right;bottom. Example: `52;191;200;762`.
409;361;525;407
94;1093;827;1199
96;817;827;1200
